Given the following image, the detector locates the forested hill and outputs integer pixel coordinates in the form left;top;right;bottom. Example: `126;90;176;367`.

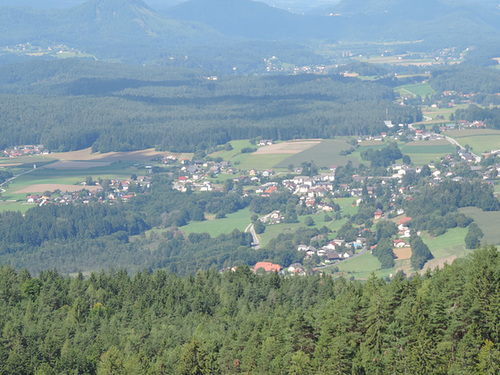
1;0;500;65
0;59;420;152
1;246;500;373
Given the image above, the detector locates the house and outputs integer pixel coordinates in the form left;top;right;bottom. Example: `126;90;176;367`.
258;140;274;146
262;170;274;177
264;186;278;194
374;209;383;220
394;239;409;248
317;249;327;257
253;262;282;273
325;252;342;261
288;263;303;274
332;239;345;247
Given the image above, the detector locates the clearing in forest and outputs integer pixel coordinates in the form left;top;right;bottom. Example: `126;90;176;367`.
253;140;321;155
393;247;412;260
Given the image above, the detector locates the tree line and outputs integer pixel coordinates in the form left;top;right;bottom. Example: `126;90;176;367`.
1;246;500;373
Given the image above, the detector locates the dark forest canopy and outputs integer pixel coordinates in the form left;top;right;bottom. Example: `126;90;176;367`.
1;246;500;373
0;60;421;152
430;65;500;94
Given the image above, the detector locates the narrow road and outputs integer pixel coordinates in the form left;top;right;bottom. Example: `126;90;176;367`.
0;167;37;193
244;223;260;249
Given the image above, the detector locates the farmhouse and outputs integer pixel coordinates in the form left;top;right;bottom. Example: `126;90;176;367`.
374;209;383;220
394;239;409;248
253;262;282;273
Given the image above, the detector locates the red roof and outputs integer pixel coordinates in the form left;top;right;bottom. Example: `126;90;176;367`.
399;217;412;225
253;262;282;273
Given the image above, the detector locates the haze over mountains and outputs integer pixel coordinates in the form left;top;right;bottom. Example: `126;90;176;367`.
0;0;499;67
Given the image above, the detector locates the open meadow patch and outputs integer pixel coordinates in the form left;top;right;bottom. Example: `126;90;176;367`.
276;139;359;168
396;83;435;97
393;247;412;260
459;207;500;246
444;129;500;153
400;140;455;164
179;208;252;237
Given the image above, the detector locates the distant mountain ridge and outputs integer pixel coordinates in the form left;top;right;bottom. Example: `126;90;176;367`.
167;0;324;39
0;0;499;65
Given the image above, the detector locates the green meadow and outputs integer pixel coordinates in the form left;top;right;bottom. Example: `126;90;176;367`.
334;252;394;280
180;208;252;236
421;227;469;259
400;141;456;164
459;207;500;246
276;139;359;169
396;83;435;97
445;129;500;153
236;154;293;171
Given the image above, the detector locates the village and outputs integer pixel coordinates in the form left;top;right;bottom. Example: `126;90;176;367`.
2;117;499;278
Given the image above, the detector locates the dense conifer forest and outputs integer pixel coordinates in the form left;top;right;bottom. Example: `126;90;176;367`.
0;246;499;374
0;60;421;152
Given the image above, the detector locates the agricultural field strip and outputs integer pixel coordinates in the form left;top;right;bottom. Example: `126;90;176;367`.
252;140;321;155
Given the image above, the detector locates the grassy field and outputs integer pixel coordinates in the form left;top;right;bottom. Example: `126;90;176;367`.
400;140;456;164
421;227;469;259
236;154;293;171
276;139;359;169
421;106;460;122
334;252;394;280
396;83;435;98
208;140;255;160
0;201;34;213
334;197;359;216
459;207;500;246
444;129;500;153
180;208;252;236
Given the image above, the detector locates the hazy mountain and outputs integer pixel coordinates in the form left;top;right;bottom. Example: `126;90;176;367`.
0;0;499;66
0;0;224;62
167;0;331;39
60;0;219;45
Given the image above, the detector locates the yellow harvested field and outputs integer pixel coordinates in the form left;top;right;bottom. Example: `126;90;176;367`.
43;160;112;169
253;140;321;155
393;247;412;260
14;184;101;194
50;148;167;162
